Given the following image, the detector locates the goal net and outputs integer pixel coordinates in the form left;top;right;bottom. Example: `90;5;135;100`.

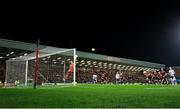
5;46;77;87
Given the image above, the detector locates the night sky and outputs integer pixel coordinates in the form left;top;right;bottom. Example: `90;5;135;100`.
1;1;180;66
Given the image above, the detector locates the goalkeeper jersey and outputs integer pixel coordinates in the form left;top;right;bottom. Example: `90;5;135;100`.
69;63;74;72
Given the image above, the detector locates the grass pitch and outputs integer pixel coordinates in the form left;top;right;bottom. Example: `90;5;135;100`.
0;84;180;108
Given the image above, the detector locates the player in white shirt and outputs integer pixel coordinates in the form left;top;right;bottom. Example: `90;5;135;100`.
92;73;97;84
169;67;176;85
172;76;177;85
115;72;120;84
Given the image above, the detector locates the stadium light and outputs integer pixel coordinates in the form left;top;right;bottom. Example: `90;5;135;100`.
144;68;148;71
118;64;121;67
129;66;133;70
132;67;137;71
57;57;61;60
91;48;95;51
113;64;117;67
124;66;129;70
0;56;3;59
66;58;70;61
10;51;14;54
134;67;138;70
24;53;28;56
12;58;16;60
6;54;10;56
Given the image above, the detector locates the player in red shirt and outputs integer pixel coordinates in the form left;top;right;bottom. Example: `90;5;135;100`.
63;61;74;81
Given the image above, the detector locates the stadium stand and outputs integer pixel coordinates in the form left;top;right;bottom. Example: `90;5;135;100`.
0;38;172;85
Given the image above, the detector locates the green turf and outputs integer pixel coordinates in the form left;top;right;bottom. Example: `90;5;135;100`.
0;84;180;108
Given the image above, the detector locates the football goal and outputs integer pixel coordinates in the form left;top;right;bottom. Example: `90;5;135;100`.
5;46;77;87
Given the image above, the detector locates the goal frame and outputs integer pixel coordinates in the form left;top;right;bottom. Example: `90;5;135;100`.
5;48;77;87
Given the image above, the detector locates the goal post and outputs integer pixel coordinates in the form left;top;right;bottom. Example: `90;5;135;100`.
73;48;77;86
5;47;77;87
25;60;28;86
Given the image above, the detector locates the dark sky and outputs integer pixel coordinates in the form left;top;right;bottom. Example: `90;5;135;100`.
1;1;180;66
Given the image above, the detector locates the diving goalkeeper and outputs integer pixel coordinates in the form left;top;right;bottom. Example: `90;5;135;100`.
63;61;74;81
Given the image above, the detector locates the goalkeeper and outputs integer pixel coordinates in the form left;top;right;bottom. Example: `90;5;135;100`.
63;61;74;81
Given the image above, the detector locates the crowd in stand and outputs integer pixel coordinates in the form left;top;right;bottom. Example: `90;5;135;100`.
76;68;141;84
0;62;178;85
77;67;177;85
142;67;177;85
